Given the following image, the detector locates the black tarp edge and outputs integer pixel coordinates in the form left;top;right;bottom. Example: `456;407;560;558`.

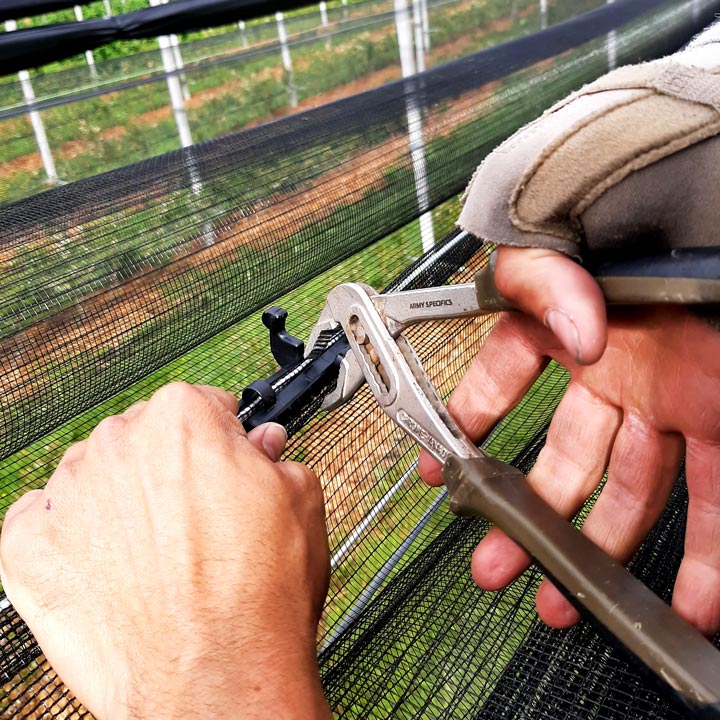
0;0;98;23
1;0;336;74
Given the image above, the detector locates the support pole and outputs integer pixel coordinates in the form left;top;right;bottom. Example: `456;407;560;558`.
169;34;191;101
156;0;190;100
103;0;112;17
394;0;434;252
540;0;548;30
420;0;430;52
4;20;58;185
341;0;349;19
148;0;193;150
606;0;617;70
319;1;329;28
319;1;330;49
276;12;298;108
412;0;426;72
238;20;249;48
73;6;98;79
149;3;209;241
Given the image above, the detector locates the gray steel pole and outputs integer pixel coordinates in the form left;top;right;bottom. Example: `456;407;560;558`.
4;20;58;185
276;12;298;108
395;0;435;252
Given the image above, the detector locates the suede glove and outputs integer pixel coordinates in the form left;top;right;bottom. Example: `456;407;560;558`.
459;22;720;262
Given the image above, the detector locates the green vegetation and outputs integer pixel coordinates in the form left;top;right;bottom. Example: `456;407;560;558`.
0;21;622;465
0;0;545;203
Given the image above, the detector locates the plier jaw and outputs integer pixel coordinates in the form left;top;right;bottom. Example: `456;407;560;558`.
305;283;376;412
311;281;478;463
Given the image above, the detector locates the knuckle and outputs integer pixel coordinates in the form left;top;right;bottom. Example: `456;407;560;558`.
45;456;77;493
152;381;201;408
150;383;211;428
92;414;126;441
284;462;323;500
88;414;126;454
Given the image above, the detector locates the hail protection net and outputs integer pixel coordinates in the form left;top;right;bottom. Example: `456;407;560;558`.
1;1;718;718
0;0;603;206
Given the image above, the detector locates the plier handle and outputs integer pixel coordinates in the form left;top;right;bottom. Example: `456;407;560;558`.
307;248;720;716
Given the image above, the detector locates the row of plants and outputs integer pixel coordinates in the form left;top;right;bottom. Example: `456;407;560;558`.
0;16;626;470
0;0;395;106
0;0;389;159
0;0;665;473
2;0;639;352
0;0;540;203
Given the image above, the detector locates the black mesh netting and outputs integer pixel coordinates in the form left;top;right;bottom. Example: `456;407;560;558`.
1;1;719;718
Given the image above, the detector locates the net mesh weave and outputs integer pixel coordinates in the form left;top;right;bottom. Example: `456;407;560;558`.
1;1;718;717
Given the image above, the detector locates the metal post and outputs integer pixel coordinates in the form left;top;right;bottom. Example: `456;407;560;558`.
4;21;58;185
238;20;249;48
420;0;430;52
540;0;548;29
157;0;190;100
394;0;434;252
319;1;329;28
319;1;330;49
412;0;426;72
149;0;209;241
103;0;112;17
169;34;191;100
276;12;298;108
341;0;349;19
74;5;98;79
606;0;617;70
148;0;193;149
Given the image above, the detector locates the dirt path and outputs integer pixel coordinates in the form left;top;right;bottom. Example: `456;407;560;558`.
0;3;536;180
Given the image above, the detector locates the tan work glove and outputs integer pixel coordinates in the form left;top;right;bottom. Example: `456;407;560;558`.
460;22;720;261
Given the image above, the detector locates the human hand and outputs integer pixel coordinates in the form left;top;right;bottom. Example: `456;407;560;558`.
0;383;331;720
420;247;720;636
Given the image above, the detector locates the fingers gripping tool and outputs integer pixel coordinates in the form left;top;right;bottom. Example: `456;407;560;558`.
305;248;720;715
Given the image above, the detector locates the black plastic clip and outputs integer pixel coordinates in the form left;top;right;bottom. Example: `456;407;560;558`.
241;380;276;410
263;306;305;369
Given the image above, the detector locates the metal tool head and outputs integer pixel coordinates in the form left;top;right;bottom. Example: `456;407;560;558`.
320;282;478;463
305;283;376;411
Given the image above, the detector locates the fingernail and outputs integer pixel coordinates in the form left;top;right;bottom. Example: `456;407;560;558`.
262;423;287;462
544;308;583;364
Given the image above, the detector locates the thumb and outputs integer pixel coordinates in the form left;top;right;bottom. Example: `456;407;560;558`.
494;246;607;365
246;422;288;462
